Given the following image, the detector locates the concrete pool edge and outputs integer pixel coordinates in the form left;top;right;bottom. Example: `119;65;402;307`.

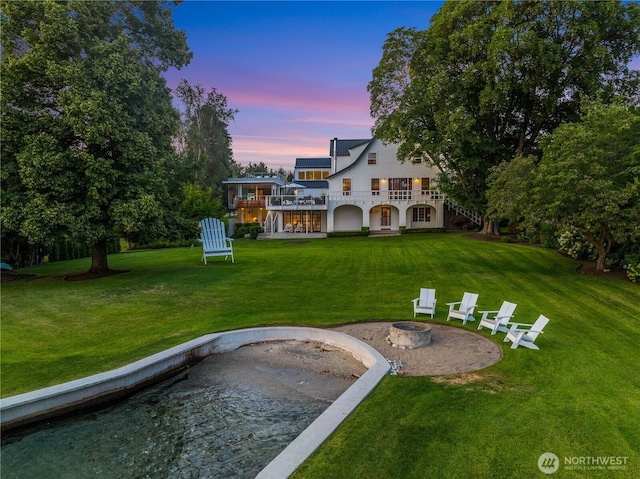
0;326;390;477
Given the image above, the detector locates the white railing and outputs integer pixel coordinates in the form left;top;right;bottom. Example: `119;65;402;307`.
445;198;482;226
326;190;444;202
267;195;326;207
263;212;278;233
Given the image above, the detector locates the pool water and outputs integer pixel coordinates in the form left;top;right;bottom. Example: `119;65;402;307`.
1;347;350;479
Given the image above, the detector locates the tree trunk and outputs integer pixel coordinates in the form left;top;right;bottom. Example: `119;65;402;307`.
585;228;612;272
480;218;500;235
89;238;109;274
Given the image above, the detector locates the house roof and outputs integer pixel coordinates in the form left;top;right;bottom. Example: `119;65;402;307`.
297;180;329;189
326;138;382;179
222;176;286;186
295;157;331;168
329;139;371;157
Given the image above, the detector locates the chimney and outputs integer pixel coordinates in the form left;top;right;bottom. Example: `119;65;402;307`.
332;137;338;173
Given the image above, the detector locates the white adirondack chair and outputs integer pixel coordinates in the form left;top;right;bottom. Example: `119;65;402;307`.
199;218;235;264
477;301;518;335
504;315;549;350
446;292;479;324
412;288;437;318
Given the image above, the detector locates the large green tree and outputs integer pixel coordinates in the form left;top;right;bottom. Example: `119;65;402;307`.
368;0;640;234
174;79;237;199
1;0;191;272
488;101;640;271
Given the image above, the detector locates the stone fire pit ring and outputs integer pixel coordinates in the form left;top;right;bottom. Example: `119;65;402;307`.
389;321;432;348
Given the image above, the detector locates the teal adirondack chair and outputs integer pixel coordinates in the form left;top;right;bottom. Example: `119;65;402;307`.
199;218;234;264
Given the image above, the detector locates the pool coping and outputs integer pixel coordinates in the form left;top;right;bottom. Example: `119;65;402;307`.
0;326;390;478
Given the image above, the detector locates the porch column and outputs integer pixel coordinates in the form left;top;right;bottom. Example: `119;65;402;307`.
327;204;335;233
398;205;408;228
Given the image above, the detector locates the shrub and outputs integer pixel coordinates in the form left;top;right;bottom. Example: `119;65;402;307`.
539;222;558;248
327;231;369;238
232;223;263;239
623;254;640;283
401;227;446;234
132;239;198;250
556;226;597;260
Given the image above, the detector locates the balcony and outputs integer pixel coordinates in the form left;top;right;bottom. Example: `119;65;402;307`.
267;195;327;210
233;196;267;209
327;190;444;203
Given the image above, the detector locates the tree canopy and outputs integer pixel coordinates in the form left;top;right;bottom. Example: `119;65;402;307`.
1;0;191;272
368;0;640;233
174;79;238;199
487;101;640;270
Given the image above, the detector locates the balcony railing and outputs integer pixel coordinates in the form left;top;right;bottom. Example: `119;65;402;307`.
234;196;267;209
267;195;326;208
327;190;444;202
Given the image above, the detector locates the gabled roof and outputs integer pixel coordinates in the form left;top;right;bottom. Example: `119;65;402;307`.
329;139;371;157
295;157;331;168
326;138;383;179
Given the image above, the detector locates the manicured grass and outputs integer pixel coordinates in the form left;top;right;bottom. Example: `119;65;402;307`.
2;234;639;478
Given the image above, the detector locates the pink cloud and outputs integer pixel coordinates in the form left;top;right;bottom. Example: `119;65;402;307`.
231;135;330;170
165;48;376;171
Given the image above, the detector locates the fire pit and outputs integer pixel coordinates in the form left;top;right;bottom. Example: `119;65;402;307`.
388;322;432;348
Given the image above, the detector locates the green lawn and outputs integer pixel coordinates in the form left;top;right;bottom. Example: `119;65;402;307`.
1;234;638;478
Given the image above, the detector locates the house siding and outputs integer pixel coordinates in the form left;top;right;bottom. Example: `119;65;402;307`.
326;139;444;232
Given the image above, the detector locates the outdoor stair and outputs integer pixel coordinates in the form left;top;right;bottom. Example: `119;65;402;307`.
263;212;278;233
445;199;482;226
368;230;401;237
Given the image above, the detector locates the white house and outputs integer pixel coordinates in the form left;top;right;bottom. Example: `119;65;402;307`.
325;138;444;233
224;138;479;235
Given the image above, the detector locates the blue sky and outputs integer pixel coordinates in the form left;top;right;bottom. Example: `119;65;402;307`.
164;1;444;170
164;1;640;171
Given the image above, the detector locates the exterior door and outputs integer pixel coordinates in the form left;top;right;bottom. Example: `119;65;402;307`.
381;206;391;229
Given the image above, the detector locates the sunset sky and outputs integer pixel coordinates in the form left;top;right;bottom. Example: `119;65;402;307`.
164;1;640;171
164;1;443;170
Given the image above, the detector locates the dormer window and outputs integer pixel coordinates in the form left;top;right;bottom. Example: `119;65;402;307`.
367;152;377;165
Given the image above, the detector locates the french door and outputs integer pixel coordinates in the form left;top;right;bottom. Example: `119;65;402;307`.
381;206;391;229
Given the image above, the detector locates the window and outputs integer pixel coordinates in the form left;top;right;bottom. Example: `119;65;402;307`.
413;207;431;222
299;170;329;180
342;178;351;196
371;178;380;196
311;211;321;232
368;152;377;165
389;177;412;200
421;177;430;194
